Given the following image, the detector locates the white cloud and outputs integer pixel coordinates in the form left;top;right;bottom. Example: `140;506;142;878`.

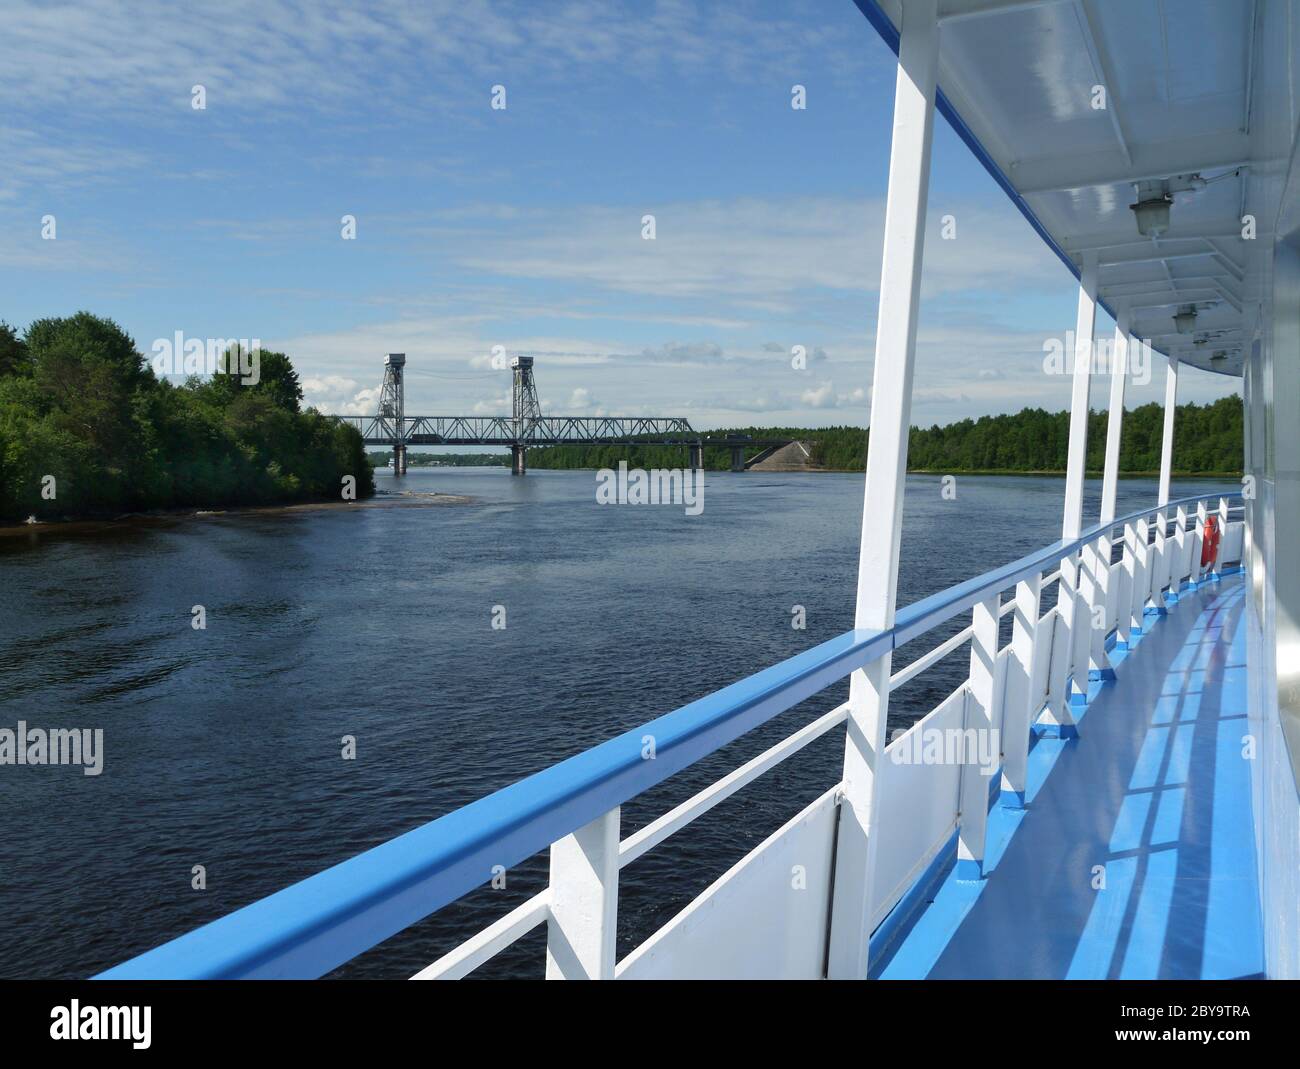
0;1;872;118
801;381;835;408
472;395;510;415
567;387;595;411
301;375;378;416
449;197;1064;308
800;381;868;410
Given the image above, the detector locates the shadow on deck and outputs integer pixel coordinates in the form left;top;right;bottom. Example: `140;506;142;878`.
873;573;1264;980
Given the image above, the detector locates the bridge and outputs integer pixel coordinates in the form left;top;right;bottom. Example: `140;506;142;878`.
328;354;789;475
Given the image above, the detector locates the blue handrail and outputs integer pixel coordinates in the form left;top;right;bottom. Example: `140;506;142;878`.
97;492;1233;979
98;627;891;979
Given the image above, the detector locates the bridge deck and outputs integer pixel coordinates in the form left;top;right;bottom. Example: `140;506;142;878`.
873;573;1264;980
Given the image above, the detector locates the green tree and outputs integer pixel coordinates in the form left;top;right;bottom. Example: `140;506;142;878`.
0;321;29;378
0;313;373;521
200;346;303;412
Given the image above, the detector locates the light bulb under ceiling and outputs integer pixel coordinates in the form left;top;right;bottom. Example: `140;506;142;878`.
1131;195;1172;237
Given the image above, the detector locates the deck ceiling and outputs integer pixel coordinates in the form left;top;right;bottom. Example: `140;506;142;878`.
866;0;1290;378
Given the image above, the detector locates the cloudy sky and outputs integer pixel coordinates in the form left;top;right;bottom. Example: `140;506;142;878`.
0;0;1238;433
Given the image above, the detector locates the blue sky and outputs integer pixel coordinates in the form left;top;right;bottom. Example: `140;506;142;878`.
0;0;1237;430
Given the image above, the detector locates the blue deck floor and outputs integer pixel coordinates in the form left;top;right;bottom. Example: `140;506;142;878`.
875;573;1264;980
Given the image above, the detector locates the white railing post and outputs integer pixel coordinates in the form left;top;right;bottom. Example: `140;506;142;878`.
1117;521;1137;648
545;807;619;980
1212;496;1229;577
1046;255;1098;736
1173;503;1189;594
1001;575;1040;808
1152;354;1179;609
1150;512;1169;608
1074;535;1104;692
827;0;939;981
1129;515;1150;635
1089;315;1129;682
1192;498;1208;584
957;595;998;878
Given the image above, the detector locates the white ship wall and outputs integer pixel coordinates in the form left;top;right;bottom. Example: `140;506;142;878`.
1242;0;1300;982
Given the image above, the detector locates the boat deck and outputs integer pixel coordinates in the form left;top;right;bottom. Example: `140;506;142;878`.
874;572;1264;980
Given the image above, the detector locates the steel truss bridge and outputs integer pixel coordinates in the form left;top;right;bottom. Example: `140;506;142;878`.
327;355;788;475
334;414;699;447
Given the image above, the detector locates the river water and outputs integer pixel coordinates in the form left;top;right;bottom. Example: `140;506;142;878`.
0;468;1236;978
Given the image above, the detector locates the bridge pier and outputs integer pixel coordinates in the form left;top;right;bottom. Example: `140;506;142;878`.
688;442;703;471
393;443;407;476
511;444;527;476
730;446;745;472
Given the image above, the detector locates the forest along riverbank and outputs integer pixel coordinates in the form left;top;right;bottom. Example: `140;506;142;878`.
0;313;374;525
523;396;1244;473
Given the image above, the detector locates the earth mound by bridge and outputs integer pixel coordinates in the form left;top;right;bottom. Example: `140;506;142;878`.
747;441;822;472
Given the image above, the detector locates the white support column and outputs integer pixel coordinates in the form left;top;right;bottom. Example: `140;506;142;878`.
1152;354;1179;607
1046;255;1098;735
1088;313;1129;681
827;0;939;981
545;808;619;980
957;595;999;878
1001;575;1040;808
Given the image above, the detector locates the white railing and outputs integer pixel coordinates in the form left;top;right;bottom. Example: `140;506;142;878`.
100;494;1241;981
406;492;1241;980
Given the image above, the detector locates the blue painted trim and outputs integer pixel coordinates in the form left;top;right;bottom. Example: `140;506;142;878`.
99;492;1238;979
887;578;1263;980
1098;667;1117;681
1002;790;1027;811
868;829;958;966
955;858;983;882
871;774;1004;964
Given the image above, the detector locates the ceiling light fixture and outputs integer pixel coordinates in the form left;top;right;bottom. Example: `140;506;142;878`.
1131;194;1172;237
1173;306;1198;334
1129;173;1221;239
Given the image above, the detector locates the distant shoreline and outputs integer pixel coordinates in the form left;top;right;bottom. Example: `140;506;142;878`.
0;491;473;539
907;468;1241;478
528;465;1242;478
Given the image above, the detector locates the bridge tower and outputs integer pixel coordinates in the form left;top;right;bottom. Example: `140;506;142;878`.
510;356;540;476
380;353;407;475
